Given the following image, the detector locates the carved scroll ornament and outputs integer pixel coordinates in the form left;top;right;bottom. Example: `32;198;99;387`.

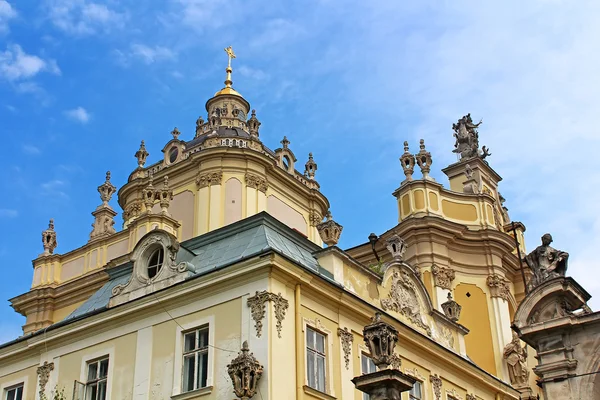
486;274;511;301
247;291;289;338
337;327;353;370
37;361;54;400
431;265;455;290
196;171;223;188
430;374;442;400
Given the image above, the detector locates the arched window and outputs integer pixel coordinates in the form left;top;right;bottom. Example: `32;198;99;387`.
147;248;164;279
283;155;291;171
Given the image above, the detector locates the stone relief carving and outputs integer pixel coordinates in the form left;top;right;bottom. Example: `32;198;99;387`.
435;324;455;350
309;211;323;227
37;361;54;400
247;291;289;338
452;113;490;160
389;353;402;370
337;327;353;370
123;200;142;222
503;331;530;386
245;173;268;193
196;171;223;188
317;211;343;247
431;265;455;290
404;367;425;382
446;388;463;400
381;270;432;336
385;235;407;260
524;233;569;290
486;274;511;302
41;219;57;256
466;394;476;400
430;374;442;400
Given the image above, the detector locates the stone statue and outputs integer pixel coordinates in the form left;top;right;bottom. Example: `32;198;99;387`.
503;332;529;386
524;233;569;289
452;114;490;160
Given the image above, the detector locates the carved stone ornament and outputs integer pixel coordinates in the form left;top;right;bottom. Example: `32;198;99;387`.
404;368;425;382
247;109;261;137
337;327;354;370
304;152;317;180
309;211;323;227
431;265;455;290
381;270;432;336
430;374;442;400
486;274;511;302
462;164;480;194
385;235;407;260
195;116;205;137
452;113;490;160
90;172;118;241
400;141;416;182
171;127;181;140
441;292;462;322
363;312;399;369
247;291;289;338
98;171;117;205
227;341;264;400
415;139;433;180
41;219;57;256
196;171;223;188
466;394;476;400
109;230;194;307
435;324;455;349
503;331;530;386
317;211;343;247
524;233;569;290
245;173;268;193
446;388;463;400
135;140;149;168
37;361;54;400
123;199;143;222
158;176;174;215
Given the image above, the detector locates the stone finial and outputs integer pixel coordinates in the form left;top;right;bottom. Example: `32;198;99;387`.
441;292;462;322
385;235;407;260
227;341;264;400
317;211;343;247
41;219;57;256
363;312;399;370
400;141;417;182
304;153;317;180
248;109;261;138
195;116;205;137
159;176;174;215
171;127;181;140
415;139;433;180
144;175;155;212
98;171;117;205
135;140;149;168
281;135;290;149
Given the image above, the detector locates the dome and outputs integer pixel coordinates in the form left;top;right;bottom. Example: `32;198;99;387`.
214;87;243;97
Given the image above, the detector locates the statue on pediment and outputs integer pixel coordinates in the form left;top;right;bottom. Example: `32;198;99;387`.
524;233;569;289
452;113;490;160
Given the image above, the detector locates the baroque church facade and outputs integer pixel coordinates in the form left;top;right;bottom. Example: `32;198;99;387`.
1;48;598;400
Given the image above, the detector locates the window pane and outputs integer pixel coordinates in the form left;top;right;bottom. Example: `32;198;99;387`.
198;351;208;388
307;351;315;389
87;362;98;381
368;358;376;373
7;388;16;400
183;355;195;392
15;386;23;400
99;359;109;379
361;354;369;374
306;328;314;350
316;355;326;392
184;332;196;352
316;332;325;354
363;393;370;400
85;383;97;400
98;381;107;400
198;328;209;348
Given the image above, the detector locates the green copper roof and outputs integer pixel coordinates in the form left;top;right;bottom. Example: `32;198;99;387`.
64;212;334;322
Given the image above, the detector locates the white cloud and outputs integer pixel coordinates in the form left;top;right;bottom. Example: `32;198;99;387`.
130;44;176;64
46;0;126;35
0;44;60;81
22;144;41;155
237;65;269;81
0;0;16;33
41;179;69;198
0;208;17;218
64;106;90;123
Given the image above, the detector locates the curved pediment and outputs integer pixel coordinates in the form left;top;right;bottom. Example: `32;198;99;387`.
380;261;434;337
513;277;591;330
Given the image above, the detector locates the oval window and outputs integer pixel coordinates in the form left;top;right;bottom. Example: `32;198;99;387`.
147;248;164;279
169;147;179;163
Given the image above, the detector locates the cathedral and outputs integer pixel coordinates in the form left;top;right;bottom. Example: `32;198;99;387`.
1;47;598;400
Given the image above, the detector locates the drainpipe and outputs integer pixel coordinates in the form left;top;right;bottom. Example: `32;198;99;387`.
295;284;303;399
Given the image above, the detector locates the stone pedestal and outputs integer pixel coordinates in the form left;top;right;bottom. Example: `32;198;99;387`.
351;369;416;400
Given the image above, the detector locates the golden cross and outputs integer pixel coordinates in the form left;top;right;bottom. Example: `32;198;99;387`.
224;46;236;68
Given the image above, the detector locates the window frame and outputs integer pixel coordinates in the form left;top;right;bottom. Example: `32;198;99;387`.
306;326;327;393
84;356;109;400
409;380;423;400
4;383;24;400
302;318;335;397
146;247;164;279
1;376;28;400
181;325;210;393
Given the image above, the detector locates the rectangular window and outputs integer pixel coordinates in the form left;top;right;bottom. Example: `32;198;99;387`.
409;381;422;400
182;326;209;392
85;357;109;400
306;327;327;393
5;384;23;400
360;353;377;400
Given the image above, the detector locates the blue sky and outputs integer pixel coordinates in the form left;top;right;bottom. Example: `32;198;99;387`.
2;0;600;343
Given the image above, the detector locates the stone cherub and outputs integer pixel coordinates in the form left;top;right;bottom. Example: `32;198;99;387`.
503;331;529;386
524;233;569;289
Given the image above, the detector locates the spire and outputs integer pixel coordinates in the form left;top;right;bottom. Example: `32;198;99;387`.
98;171;117;205
135;140;149;168
41;219;57;256
304;153;317;180
224;46;236;88
248;109;261;138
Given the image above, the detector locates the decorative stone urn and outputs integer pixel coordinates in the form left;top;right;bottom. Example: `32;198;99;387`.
227;341;264;400
352;313;416;400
